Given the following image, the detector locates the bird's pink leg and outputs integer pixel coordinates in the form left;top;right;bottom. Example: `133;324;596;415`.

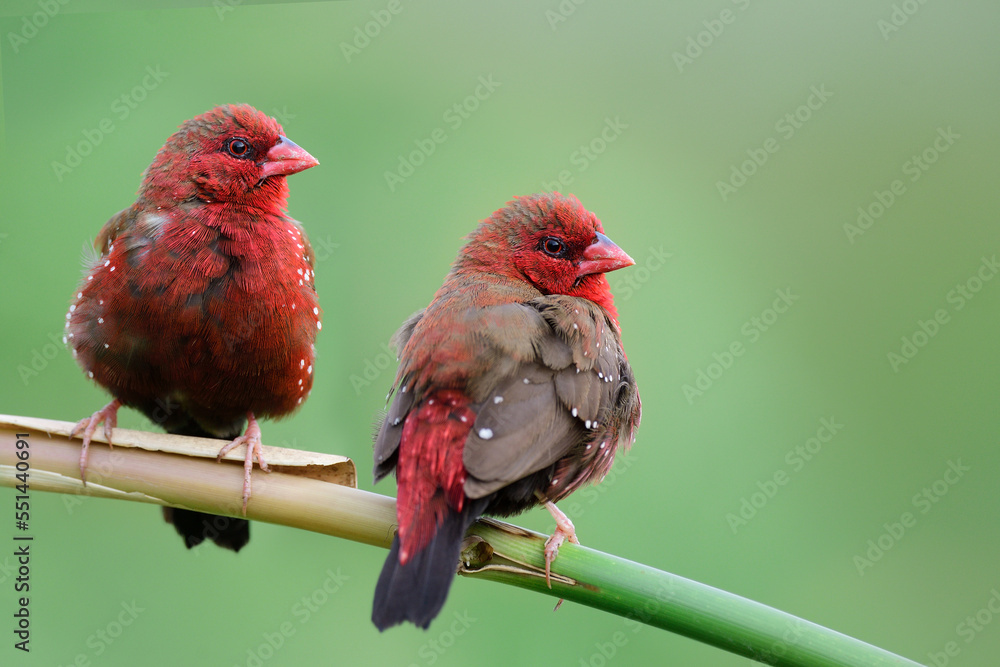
216;412;270;515
70;398;121;486
538;495;580;588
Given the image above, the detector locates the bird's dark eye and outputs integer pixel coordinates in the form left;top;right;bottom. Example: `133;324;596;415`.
224;138;252;159
540;236;567;258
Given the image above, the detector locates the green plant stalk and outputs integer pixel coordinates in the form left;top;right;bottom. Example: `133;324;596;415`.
461;519;921;667
0;416;922;667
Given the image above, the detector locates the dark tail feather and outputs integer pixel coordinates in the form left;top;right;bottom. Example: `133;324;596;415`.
161;421;250;552
372;498;487;631
162;507;250;552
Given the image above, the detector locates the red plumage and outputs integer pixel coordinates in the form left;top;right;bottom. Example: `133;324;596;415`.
66;104;320;551
372;193;641;630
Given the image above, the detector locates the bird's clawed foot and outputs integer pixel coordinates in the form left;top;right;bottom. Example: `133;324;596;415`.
70;398;122;485
216;411;270;515
538;496;580;588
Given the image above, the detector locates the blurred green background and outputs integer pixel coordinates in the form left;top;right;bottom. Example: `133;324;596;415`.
1;1;998;665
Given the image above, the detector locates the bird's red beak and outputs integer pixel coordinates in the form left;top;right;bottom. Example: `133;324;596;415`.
260;136;319;179
576;232;635;277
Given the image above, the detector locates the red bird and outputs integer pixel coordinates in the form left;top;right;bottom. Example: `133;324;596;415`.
372;193;641;630
66;104;321;551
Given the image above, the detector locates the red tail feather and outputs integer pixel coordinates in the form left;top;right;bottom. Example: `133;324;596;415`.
395;390;474;564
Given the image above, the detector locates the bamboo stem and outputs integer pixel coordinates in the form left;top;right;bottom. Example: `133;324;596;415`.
0;416;921;667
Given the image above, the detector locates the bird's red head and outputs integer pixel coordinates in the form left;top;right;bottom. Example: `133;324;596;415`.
457;193;634;316
138;104;318;210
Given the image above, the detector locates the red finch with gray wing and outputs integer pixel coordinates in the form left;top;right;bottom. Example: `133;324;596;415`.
372;193;640;629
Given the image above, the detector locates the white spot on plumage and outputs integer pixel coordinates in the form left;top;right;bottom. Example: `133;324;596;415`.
99;300;104;305
599;441;606;449
460;415;467;422
313;307;319;315
77;292;82;299
428;398;435;405
97;317;104;324
62;335;68;345
103;343;109;349
109;266;115;272
104;260;110;267
586;444;592;450
300;359;305;368
69;305;76;313
571;407;578;418
307;365;312;374
598;372;604;379
478;428;493;440
392;418;401;426
87;275;93;281
585;420;592;429
297;397;302;404
298;379;303;385
493;396;503;404
292;303;296;310
88;371;94;378
297;268;303;275
573;323;578;330
316;321;322;330
523;377;530;384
